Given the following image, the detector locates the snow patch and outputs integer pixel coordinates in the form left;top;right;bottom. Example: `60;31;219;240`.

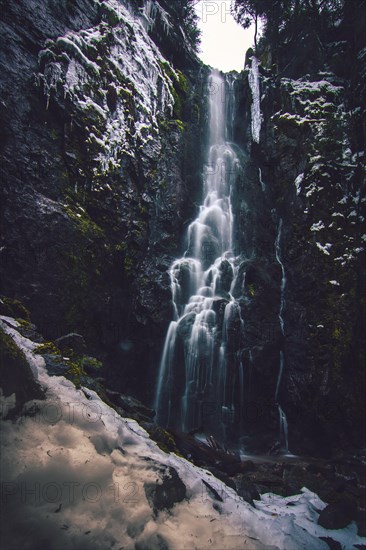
316;242;332;256
295;173;304;195
2;320;365;549
310;221;325;232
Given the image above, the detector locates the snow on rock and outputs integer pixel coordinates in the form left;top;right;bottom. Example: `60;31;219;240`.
272;73;366;271
36;0;176;175
3;319;365;549
256;490;366;550
316;242;332;256
310;221;325;232
295;173;304;195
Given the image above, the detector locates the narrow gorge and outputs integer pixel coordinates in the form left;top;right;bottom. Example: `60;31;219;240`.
1;0;366;548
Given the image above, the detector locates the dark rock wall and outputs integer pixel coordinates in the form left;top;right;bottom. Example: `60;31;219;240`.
0;0;209;401
231;10;366;455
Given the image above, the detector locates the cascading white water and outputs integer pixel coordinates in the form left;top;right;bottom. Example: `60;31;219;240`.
258;167;266;192
275;219;286;336
155;71;242;437
275;219;289;453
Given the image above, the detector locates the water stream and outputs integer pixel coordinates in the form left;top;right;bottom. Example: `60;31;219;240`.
155;71;242;438
155;64;290;453
275;219;290;453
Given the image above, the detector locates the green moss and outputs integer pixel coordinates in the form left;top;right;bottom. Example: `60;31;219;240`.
0;296;30;321
66;355;102;387
174;119;185;133
159;179;168;190
159;61;188;121
34;342;61;355
158;119;185;135
0;327;44;405
248;283;256;297
147;426;181;455
0;327;26;362
63;204;104;239
15;318;33;330
159;60;176;82
115;242;127;253
138;204;148;216
123;255;134;275
176;70;188;94
81;356;103;371
103;5;120;27
172;89;183;119
67;358;84;387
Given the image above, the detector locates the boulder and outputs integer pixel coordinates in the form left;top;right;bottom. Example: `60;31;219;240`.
55;333;86;355
233;474;260;506
42;354;69;376
144;465;186;515
0;325;45;416
317;498;357;530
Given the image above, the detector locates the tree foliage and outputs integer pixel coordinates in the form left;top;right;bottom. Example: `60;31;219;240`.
180;0;201;50
232;0;345;53
232;0;346;75
160;0;201;51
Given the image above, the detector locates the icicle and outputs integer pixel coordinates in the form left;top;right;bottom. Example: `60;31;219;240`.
248;56;262;143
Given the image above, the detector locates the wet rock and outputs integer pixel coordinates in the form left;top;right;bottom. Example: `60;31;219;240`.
140;423;179;454
202;479;224;502
135;534;169;550
55;333;86;355
0;325;45;416
176;312;196;341
42;354;69;376
319;537;342;550
283;465;326;497
216;260;234;294
0;297;30;320
144;466;186;515
317;497;357;530
356;509;366;537
233;474;260;506
105;389;155;422
205;467;236;491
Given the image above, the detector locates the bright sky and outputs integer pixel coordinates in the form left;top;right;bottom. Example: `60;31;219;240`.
194;0;255;72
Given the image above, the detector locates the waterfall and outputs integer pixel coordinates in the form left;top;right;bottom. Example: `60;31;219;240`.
274;219;289;453
155;72;243;439
275;219;286;336
248;56;262;143
258;167;266;192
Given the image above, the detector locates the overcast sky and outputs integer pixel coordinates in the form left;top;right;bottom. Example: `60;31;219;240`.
194;0;256;72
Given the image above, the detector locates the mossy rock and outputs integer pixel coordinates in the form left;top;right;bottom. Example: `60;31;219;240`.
0;327;44;415
0;296;30;321
142;423;180;455
34;341;61;355
65;354;103;388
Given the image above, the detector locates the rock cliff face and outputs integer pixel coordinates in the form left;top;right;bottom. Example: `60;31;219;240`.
229;8;366;455
0;0;208;400
1;0;365;456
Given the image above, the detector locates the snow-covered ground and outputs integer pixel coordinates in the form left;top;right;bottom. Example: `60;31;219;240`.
1;317;365;549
